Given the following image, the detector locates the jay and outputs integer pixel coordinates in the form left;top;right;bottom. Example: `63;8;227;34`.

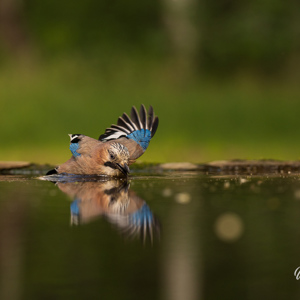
46;105;158;176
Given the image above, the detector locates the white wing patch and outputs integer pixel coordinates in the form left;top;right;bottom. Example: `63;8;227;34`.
103;132;126;140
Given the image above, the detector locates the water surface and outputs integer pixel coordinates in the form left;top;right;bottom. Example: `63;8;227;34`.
1;171;300;299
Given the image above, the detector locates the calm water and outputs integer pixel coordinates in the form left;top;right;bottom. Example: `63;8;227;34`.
1;171;300;299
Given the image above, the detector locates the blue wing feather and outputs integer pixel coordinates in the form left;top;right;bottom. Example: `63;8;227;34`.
127;129;151;151
70;143;81;157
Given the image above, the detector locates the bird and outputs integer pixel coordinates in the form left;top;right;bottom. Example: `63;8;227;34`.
46;105;159;177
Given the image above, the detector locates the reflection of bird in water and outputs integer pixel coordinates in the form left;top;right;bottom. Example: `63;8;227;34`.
57;180;160;243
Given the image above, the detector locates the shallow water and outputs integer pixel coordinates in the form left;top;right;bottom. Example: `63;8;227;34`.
1;171;300;299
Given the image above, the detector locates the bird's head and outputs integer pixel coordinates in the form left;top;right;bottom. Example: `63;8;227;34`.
104;143;130;176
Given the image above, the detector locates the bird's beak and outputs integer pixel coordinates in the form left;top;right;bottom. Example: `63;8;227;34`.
116;163;130;176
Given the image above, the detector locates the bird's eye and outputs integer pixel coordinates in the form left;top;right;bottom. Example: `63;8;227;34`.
110;153;115;160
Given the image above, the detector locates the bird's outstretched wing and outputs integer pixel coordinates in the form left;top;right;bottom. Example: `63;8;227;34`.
99;105;159;160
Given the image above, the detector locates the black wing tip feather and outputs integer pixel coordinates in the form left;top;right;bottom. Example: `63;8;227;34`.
130;106;142;130
99;105;159;141
99;132;109;140
151;116;159;137
117;117;132;133
139;104;147;129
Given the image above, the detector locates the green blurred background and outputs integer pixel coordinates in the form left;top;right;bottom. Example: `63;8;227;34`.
1;0;300;164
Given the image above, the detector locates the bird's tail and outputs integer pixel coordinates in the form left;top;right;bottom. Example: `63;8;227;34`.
46;168;58;175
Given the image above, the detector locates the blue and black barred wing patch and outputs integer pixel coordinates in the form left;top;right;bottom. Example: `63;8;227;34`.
69;134;82;157
99;105;159;151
